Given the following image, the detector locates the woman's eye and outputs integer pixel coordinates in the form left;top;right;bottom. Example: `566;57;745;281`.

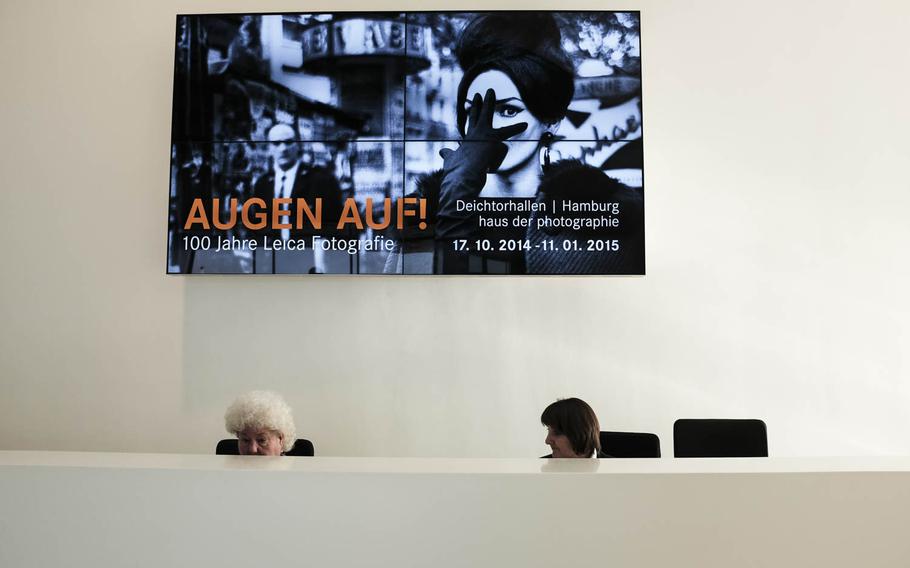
498;105;522;118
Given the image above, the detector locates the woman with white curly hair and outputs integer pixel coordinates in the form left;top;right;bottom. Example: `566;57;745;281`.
224;390;296;456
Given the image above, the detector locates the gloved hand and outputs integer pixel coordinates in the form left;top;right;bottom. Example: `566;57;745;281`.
434;89;528;240
438;88;528;175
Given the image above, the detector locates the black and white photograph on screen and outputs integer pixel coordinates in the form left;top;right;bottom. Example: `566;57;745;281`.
167;12;643;275
399;12;643;274
169;14;407;274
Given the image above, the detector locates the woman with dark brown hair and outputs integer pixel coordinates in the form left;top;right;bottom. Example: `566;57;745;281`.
541;398;608;458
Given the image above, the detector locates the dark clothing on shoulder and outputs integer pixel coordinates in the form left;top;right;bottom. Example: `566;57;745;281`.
251;164;345;240
541;450;614;458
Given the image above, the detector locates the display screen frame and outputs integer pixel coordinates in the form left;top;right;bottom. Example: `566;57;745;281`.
167;10;644;275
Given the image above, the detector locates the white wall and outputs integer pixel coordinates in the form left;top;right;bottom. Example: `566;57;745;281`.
1;0;908;458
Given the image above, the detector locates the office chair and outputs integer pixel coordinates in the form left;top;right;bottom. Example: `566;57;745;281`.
215;438;315;456
599;431;661;458
673;419;768;457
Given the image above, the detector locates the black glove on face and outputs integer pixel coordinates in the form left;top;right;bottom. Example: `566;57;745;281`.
439;89;529;176
435;89;529;240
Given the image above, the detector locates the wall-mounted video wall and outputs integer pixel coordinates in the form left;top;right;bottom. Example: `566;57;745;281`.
168;11;643;274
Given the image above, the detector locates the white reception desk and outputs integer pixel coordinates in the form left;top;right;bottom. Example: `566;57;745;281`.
1;451;909;567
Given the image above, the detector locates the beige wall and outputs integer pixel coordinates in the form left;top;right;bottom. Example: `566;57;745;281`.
1;0;908;457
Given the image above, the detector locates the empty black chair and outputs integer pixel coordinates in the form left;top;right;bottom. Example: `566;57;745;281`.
673;419;767;457
599;431;661;458
215;438;315;456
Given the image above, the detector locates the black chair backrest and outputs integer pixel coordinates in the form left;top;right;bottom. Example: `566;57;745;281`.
673;419;768;457
599;431;661;458
216;438;315;456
